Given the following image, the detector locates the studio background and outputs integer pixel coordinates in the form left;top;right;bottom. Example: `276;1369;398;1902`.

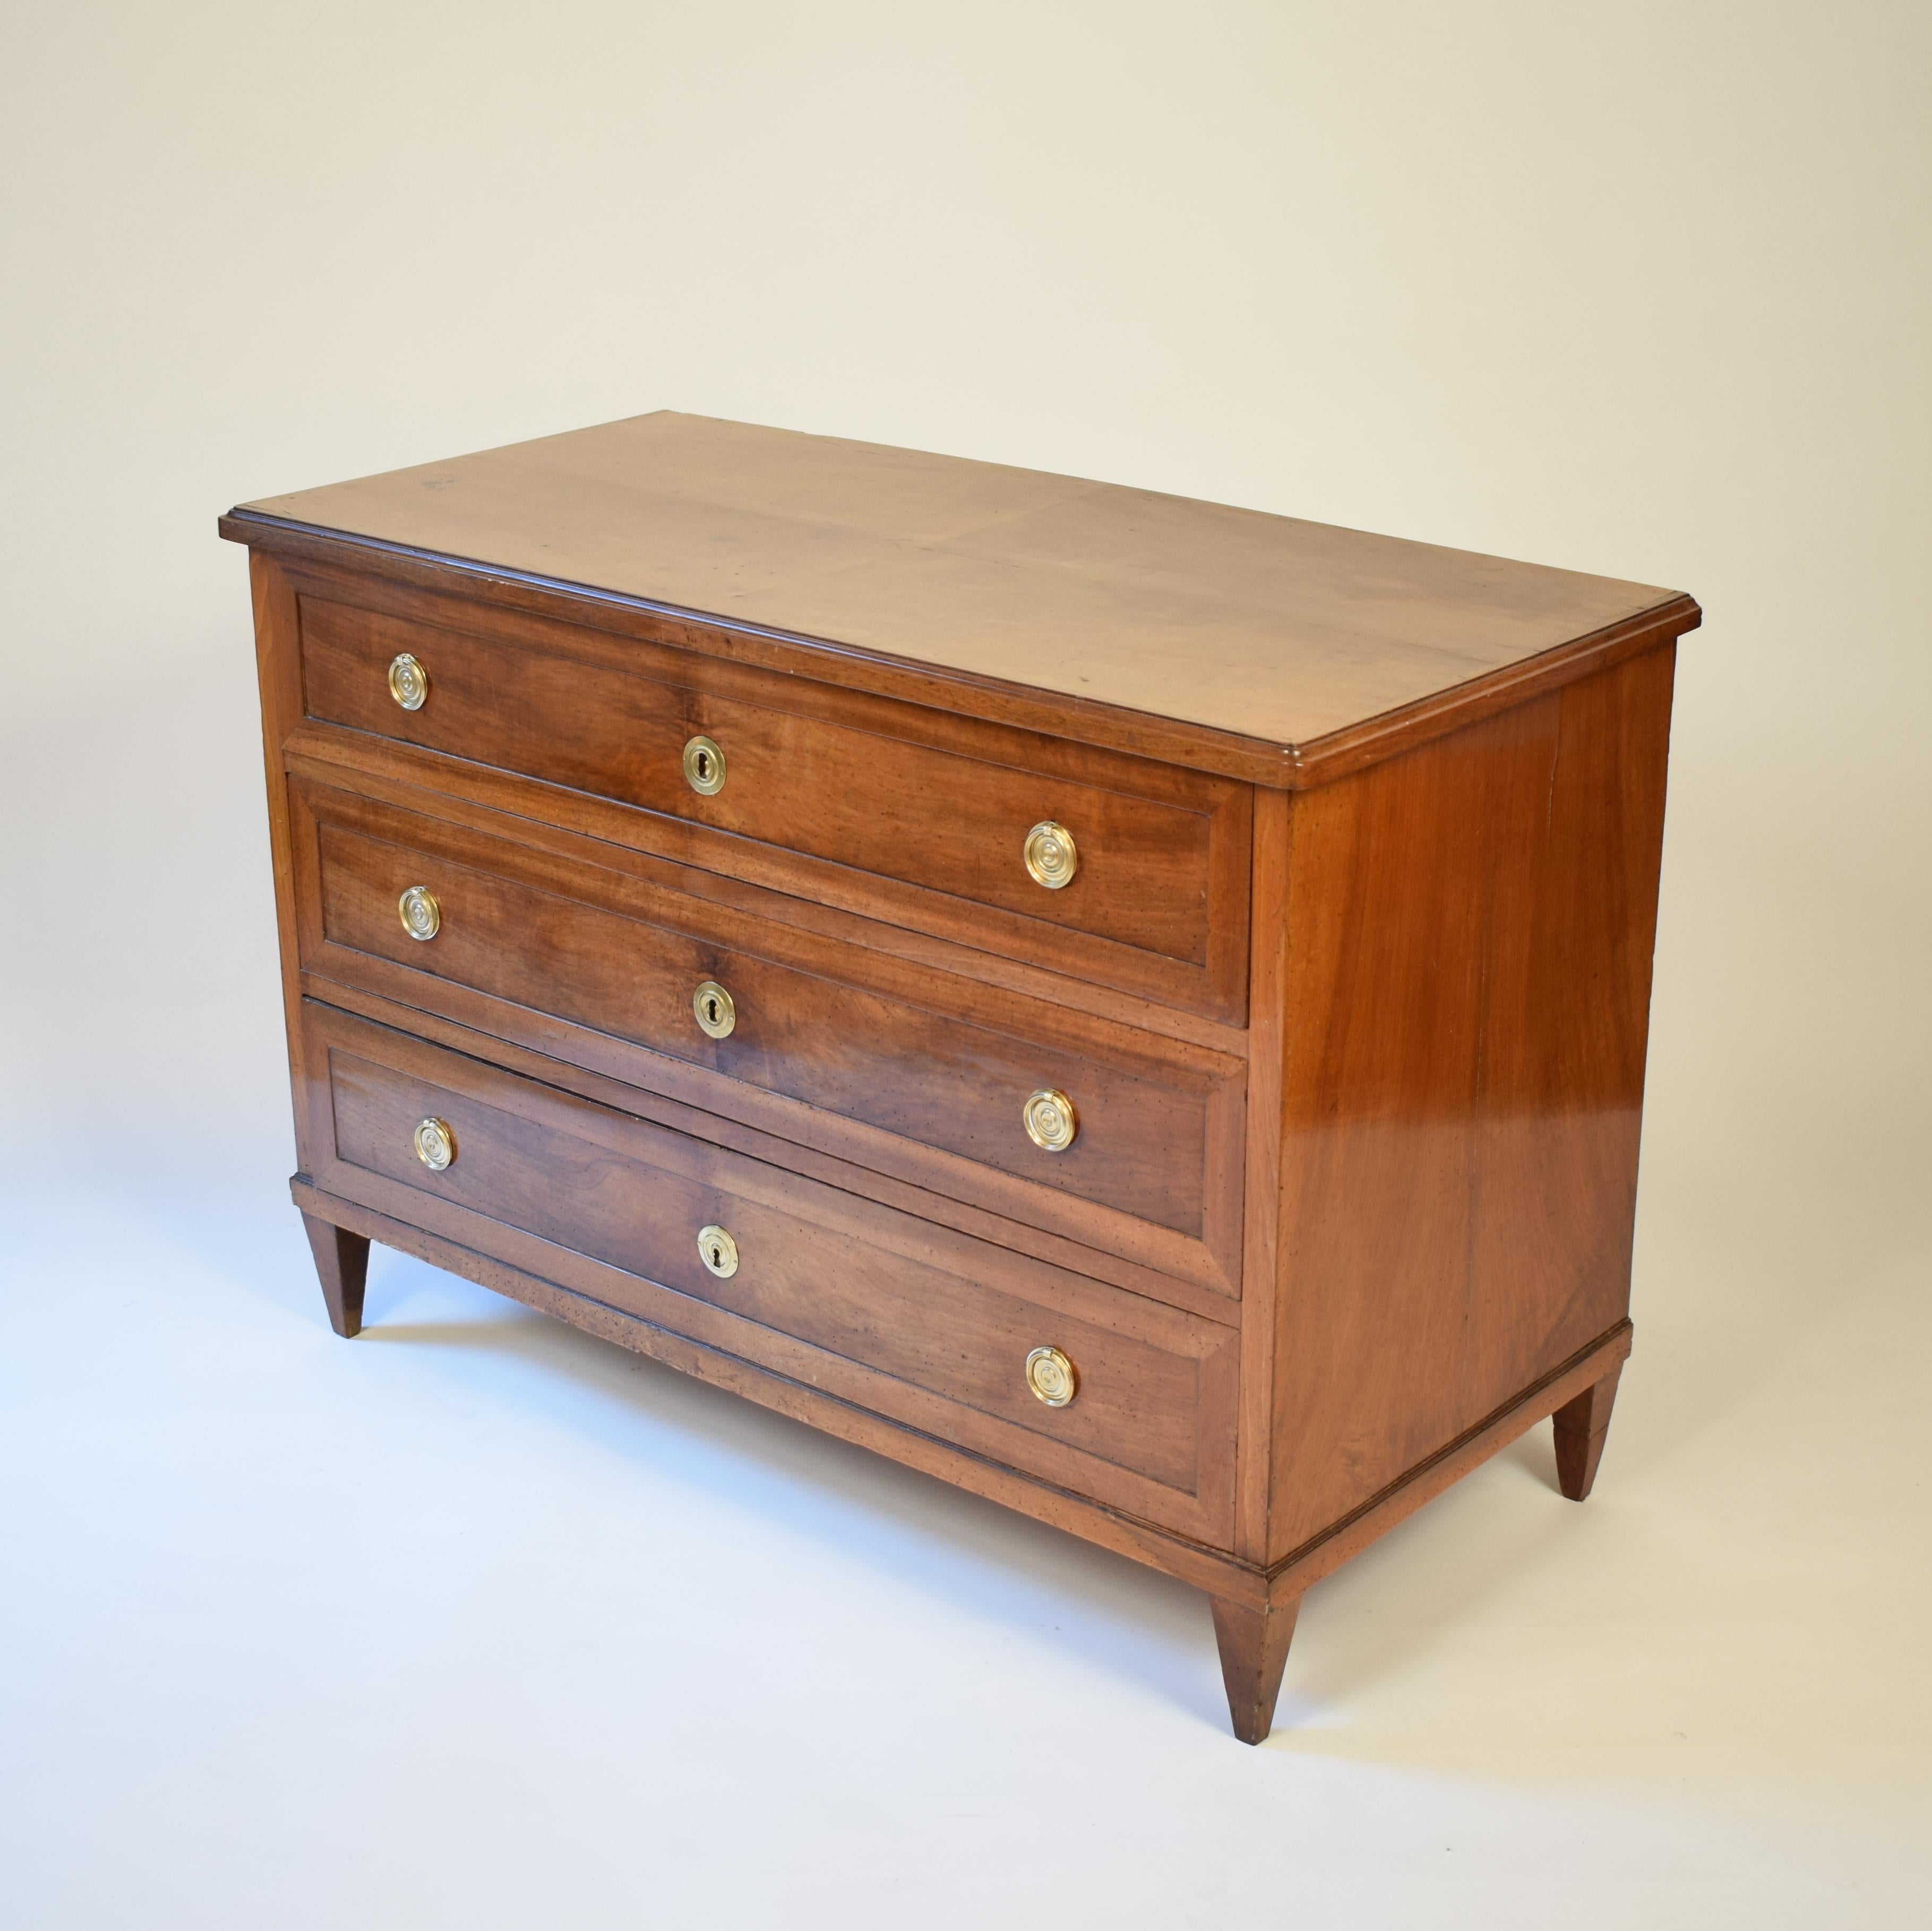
3;3;1927;1925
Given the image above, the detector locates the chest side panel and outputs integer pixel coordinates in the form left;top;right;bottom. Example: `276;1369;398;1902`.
1265;645;1676;1562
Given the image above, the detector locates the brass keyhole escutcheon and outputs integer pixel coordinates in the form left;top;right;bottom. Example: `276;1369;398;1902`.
683;734;726;796
1023;820;1077;889
388;653;430;711
697;1224;739;1278
414;1117;456;1171
692;979;735;1040
398;886;441;941
1022;1087;1079;1153
1025;1346;1078;1408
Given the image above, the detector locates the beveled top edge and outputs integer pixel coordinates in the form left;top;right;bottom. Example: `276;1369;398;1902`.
233;414;1699;734
220;504;1699;789
227;413;1702;769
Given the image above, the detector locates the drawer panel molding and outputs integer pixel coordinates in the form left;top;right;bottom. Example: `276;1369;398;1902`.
289;568;1253;1022
289;776;1248;1299
300;1000;1240;1541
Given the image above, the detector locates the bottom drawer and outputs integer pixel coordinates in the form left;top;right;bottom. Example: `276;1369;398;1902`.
299;1001;1239;1541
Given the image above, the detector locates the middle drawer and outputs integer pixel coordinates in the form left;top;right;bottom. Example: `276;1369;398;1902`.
288;775;1246;1300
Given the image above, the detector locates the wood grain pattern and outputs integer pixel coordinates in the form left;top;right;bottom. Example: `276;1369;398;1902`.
280;735;1244;1054
288;776;1247;1294
224;412;1698;782
283;720;1256;1035
298;969;1245;1323
1263;646;1675;1560
300;999;1241;1540
293;571;1253;1015
230;511;1696;791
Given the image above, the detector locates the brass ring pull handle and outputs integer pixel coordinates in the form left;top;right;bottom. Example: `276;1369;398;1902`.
683;734;726;795
692;980;735;1039
1023;820;1077;889
1025;1346;1078;1408
414;1117;456;1171
398;886;441;941
697;1224;739;1278
1022;1088;1079;1153
388;653;430;711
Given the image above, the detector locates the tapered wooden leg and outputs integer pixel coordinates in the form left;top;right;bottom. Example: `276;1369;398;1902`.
1552;1365;1621;1500
303;1212;371;1338
1209;1594;1301;1744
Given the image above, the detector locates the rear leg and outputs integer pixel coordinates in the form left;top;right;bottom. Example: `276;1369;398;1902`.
1552;1367;1621;1500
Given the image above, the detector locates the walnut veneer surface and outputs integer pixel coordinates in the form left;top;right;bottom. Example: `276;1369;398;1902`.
224;413;1698;1741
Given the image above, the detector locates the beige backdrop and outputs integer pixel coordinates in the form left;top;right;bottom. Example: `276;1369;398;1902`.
3;3;1927;1924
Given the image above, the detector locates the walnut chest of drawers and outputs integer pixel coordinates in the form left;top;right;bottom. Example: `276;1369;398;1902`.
222;413;1698;1741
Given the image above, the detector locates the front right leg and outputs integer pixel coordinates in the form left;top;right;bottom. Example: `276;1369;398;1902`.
1209;1592;1301;1744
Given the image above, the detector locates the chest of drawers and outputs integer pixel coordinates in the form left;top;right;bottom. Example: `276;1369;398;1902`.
222;413;1698;1740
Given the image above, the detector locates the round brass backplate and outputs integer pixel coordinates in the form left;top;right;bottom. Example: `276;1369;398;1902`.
387;653;430;711
1022;820;1077;889
1021;1087;1079;1153
1025;1345;1078;1408
697;1224;739;1278
414;1117;456;1171
692;980;736;1040
398;885;441;941
682;734;727;796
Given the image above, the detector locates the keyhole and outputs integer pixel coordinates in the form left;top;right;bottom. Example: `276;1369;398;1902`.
683;734;726;796
693;979;735;1039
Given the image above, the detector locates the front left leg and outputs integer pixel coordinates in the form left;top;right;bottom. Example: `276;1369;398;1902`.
303;1212;371;1338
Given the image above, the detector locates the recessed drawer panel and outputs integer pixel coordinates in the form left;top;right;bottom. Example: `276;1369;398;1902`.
288;570;1250;1021
302;1001;1238;1539
289;778;1246;1300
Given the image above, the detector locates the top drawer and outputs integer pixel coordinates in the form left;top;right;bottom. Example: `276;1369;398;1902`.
286;567;1251;1022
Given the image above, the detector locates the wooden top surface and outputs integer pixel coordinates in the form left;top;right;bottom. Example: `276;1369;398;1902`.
230;412;1696;782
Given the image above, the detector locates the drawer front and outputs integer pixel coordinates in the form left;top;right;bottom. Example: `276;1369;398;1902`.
300;1002;1239;1539
287;568;1251;1020
291;780;1243;1293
